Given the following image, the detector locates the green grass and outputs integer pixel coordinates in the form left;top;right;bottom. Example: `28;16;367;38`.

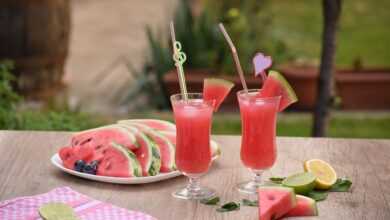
127;112;390;139
268;0;390;68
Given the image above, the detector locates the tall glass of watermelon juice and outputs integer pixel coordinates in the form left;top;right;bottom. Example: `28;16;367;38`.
237;89;280;194
171;93;216;200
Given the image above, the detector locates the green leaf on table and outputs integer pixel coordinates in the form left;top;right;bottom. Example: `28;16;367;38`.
307;190;328;201
200;196;220;205
242;199;258;207
216;202;240;212
330;178;352;192
269;176;286;184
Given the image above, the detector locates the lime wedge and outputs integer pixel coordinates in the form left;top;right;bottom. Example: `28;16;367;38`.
39;203;79;220
282;172;316;195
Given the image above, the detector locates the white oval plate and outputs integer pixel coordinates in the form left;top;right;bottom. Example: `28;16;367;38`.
51;153;218;184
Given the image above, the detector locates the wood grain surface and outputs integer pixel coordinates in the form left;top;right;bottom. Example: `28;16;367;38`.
0;130;390;220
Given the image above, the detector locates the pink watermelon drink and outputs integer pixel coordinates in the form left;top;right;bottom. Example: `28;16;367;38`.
237;71;297;194
172;93;214;174
237;89;280;194
238;89;280;170
170;93;215;200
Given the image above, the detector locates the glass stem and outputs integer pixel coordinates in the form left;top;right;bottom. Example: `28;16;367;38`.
252;170;264;186
187;176;201;193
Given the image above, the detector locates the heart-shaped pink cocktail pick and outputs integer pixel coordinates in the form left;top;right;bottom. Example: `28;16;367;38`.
253;53;272;82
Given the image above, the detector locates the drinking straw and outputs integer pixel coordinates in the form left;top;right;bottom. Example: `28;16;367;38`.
218;23;248;92
170;21;188;100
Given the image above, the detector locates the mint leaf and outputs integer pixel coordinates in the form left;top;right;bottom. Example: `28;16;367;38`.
216;202;240;212
200;197;220;205
330;178;352;192
307;190;328;201
242;199;258;207
269;177;286;184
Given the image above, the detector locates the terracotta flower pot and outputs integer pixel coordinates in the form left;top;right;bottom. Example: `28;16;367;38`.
280;65;390;110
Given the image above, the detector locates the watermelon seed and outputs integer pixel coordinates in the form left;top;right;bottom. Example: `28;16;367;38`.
95;145;103;150
79;138;92;146
267;195;275;200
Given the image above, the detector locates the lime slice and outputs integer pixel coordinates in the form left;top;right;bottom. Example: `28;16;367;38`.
304;159;337;190
282;172;316;195
39;203;79;220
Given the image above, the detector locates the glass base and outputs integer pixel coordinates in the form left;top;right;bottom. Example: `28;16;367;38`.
236;169;265;194
172;186;215;200
236;180;264;194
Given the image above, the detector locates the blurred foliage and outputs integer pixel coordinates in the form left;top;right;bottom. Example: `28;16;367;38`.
142;0;290;75
132;0;290;109
0;60;105;131
268;0;390;68
12;110;105;131
0;60;21;128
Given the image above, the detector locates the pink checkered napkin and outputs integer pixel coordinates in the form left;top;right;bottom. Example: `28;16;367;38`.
0;187;157;220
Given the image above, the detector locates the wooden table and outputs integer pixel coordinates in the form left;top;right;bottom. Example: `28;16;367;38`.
1;131;390;220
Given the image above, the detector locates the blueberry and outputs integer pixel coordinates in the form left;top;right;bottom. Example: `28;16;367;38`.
83;164;97;175
90;160;99;170
74;160;86;172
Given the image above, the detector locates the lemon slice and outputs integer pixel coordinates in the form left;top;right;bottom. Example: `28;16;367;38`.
304;159;337;190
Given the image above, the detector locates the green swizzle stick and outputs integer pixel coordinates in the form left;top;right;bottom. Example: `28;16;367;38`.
170;21;188;100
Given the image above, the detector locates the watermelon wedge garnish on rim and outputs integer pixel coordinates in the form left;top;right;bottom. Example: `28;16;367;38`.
203;78;234;111
258;70;298;111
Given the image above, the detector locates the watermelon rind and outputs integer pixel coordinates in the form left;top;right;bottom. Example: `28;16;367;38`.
110;142;142;177
258;186;297;220
268;70;298;105
204;78;235;88
285;195;318;217
123;122;176;172
297;195;318;216
117;124;161;176
210;140;221;157
118;119;176;131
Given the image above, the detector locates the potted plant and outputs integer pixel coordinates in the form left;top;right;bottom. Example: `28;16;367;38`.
139;0;291;110
280;63;390;110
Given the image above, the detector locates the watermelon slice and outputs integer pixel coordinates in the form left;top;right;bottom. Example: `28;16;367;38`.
203;78;234;111
97;142;142;177
122;122;176;173
159;131;176;145
285;195;318;217
118;119;176;132
118;124;161;176
258;186;297;220
259;70;298;111
71;125;138;151
59;145;94;169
